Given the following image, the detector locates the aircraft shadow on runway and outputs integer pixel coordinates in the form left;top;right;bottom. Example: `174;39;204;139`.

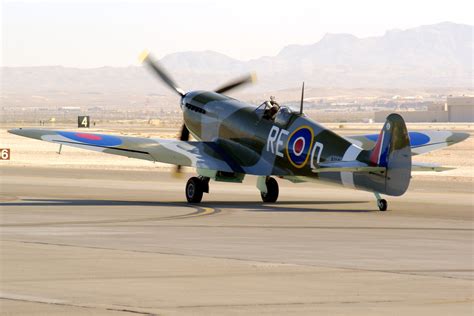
1;198;374;213
202;201;374;213
1;199;183;207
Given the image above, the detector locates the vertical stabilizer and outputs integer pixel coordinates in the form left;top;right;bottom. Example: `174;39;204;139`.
354;114;412;196
371;114;412;195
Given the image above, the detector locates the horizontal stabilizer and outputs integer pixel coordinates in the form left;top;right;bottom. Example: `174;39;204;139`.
412;162;455;172
312;160;452;173
312;161;386;174
345;131;469;156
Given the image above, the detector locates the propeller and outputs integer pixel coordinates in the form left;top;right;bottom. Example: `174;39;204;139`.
175;124;190;174
139;50;185;97
215;73;256;94
139;50;256;175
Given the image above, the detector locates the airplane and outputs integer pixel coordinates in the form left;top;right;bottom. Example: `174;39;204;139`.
9;51;469;211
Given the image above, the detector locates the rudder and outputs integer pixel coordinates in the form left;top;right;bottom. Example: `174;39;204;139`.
372;113;411;195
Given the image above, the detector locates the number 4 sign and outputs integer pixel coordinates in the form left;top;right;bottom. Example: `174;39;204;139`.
78;116;90;128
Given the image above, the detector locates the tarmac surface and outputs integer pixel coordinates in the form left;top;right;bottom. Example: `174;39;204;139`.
0;166;473;315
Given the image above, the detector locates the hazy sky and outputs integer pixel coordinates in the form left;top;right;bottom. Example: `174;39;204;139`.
2;0;473;67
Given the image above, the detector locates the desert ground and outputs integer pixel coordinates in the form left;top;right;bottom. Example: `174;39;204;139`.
0;123;473;315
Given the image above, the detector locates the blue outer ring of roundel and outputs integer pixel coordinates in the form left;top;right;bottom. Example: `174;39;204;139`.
57;131;123;147
286;126;314;168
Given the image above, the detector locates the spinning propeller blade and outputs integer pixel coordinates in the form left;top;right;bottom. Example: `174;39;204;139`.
179;123;190;141
215;73;256;94
139;50;185;97
174;124;190;175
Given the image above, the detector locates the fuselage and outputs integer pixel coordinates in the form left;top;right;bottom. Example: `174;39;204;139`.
181;90;368;188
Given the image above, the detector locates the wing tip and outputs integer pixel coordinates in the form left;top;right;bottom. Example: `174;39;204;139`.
449;132;470;144
8;128;23;136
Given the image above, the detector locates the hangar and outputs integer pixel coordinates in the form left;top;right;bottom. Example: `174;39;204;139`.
375;96;474;123
447;96;474;122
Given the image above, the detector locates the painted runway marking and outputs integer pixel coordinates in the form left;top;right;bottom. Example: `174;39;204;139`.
0;200;220;227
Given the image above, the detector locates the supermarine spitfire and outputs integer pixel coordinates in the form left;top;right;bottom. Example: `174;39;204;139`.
9;51;469;211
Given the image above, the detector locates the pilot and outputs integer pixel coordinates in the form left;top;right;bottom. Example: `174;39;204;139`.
263;96;280;121
269;96;279;107
268;96;280;120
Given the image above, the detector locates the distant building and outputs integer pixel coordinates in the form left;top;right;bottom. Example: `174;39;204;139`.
374;109;448;123
59;106;81;111
375;96;473;123
427;102;447;112
447;96;474;122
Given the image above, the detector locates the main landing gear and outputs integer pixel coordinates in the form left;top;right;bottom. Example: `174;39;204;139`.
374;192;388;211
185;175;279;204
185;176;209;203
260;177;279;203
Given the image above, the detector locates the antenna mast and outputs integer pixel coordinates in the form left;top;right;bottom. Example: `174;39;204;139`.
299;82;305;115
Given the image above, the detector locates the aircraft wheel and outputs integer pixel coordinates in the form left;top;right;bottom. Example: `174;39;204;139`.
186;177;204;203
261;177;279;203
377;199;388;211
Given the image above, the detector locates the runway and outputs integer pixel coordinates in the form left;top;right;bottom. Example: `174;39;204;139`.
1;166;473;315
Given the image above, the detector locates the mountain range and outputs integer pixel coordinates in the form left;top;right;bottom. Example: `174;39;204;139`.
2;22;472;102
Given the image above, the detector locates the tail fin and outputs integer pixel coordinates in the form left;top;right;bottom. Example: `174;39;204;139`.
367;114;412;196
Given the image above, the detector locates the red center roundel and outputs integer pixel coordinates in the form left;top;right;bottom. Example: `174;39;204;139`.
294;138;304;155
75;133;102;141
286;126;314;168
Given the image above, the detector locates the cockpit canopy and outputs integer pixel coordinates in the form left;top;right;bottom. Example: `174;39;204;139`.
274;106;293;127
255;101;300;128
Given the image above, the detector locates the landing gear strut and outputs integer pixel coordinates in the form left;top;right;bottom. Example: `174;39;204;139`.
374;192;388;211
260;177;279;203
185;176;209;203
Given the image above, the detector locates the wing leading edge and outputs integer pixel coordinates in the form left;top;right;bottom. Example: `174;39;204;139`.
8;128;235;173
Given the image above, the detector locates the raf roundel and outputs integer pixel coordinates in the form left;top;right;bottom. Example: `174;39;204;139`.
57;131;123;147
286;126;314;168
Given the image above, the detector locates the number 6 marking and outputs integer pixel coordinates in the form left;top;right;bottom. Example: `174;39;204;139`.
1;148;10;160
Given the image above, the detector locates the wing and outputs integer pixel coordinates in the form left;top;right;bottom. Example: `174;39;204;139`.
8;128;235;172
345;131;469;155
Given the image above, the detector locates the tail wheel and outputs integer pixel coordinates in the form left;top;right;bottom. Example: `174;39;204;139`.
186;177;204;203
377;199;388;211
261;177;279;203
